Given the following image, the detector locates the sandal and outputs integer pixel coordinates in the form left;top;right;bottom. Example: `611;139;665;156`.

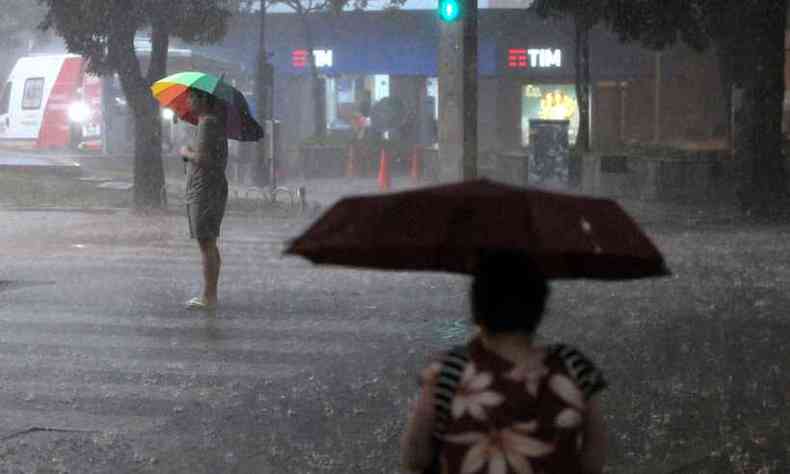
185;297;216;311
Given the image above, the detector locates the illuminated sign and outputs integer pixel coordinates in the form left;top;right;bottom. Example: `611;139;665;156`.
507;48;562;69
508;49;529;68
292;50;308;68
292;49;334;68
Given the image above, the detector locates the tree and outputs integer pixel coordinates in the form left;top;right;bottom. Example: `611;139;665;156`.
602;0;788;214
40;0;233;209
531;0;606;158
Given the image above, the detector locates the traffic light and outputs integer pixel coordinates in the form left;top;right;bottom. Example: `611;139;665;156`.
438;0;462;22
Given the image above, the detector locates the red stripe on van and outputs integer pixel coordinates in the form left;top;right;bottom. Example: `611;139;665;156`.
37;56;84;149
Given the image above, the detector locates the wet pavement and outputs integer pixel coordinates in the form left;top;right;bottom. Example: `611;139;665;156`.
0;150;788;473
0;207;787;473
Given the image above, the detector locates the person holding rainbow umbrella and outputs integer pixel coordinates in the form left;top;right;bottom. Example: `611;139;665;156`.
151;71;263;311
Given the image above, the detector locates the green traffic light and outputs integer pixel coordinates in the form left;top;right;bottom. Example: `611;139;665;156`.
438;0;461;22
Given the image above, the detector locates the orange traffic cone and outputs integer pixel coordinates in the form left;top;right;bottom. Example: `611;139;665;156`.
410;145;422;183
377;148;391;191
345;144;357;178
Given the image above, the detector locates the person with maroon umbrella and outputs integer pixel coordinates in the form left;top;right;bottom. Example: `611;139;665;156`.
285;179;669;474
400;250;608;474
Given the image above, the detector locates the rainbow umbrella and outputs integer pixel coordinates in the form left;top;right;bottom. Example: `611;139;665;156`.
151;71;263;142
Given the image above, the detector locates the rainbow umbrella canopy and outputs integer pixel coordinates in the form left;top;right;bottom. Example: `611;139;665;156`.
151;71;263;142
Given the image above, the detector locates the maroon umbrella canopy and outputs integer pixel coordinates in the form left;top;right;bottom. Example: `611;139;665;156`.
285;179;670;279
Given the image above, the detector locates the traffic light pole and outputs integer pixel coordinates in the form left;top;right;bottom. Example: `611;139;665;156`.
462;0;478;180
437;0;478;181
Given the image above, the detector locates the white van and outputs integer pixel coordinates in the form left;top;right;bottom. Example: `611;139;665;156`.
0;54;102;151
0;45;247;154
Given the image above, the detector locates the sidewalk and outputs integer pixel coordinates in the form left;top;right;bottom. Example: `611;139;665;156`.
2;147;747;225
285;175;745;226
117;170;751;226
0;150;82;175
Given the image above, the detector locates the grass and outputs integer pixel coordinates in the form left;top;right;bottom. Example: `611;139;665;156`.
0;171;132;209
0;169;309;218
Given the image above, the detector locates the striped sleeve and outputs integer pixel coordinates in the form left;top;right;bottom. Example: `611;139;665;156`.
548;344;607;399
430;346;468;437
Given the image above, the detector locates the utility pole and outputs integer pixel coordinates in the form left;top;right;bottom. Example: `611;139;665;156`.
255;0;274;186
438;0;478;181
462;0;478;180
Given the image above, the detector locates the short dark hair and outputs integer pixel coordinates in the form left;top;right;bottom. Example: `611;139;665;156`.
470;250;549;335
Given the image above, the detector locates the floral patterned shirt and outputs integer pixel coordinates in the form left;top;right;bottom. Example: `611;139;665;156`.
435;338;606;474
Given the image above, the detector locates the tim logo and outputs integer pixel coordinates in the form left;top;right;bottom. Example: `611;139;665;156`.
292;49;334;68
508;49;528;68
292;50;308;68
507;48;562;69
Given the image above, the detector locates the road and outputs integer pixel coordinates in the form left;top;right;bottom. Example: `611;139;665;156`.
0;194;788;473
0;208;468;473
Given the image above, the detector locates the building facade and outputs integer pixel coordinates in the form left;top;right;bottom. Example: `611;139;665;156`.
207;9;726;171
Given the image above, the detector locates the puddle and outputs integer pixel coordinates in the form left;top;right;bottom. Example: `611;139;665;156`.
434;319;472;343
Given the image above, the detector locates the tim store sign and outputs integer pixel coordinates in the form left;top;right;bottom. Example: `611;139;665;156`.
292;49;334;68
507;48;562;69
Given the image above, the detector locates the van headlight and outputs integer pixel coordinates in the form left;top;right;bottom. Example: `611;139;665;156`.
161;108;175;121
68;102;91;123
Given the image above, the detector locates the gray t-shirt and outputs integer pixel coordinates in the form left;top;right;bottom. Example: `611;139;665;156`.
185;114;229;204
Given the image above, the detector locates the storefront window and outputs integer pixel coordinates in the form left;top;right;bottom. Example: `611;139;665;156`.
372;75;390;103
426;77;439;120
325;75;379;134
326;76;357;132
521;83;579;146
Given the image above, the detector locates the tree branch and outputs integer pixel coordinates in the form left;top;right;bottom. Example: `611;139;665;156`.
107;1;147;110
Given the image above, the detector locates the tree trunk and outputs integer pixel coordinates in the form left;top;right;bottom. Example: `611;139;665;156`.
131;100;165;208
111;23;165;209
300;11;325;139
737;1;788;214
147;19;169;84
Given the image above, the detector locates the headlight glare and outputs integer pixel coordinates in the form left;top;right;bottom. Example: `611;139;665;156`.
68;102;91;123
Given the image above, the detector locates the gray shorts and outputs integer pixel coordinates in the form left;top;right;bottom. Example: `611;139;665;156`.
187;199;227;240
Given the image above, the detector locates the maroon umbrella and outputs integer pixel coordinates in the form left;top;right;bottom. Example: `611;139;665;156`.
285;179;670;279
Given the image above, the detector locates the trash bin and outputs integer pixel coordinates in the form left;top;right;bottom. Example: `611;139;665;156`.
529;119;570;185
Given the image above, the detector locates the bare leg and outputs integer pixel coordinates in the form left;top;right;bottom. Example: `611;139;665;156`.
198;238;221;305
